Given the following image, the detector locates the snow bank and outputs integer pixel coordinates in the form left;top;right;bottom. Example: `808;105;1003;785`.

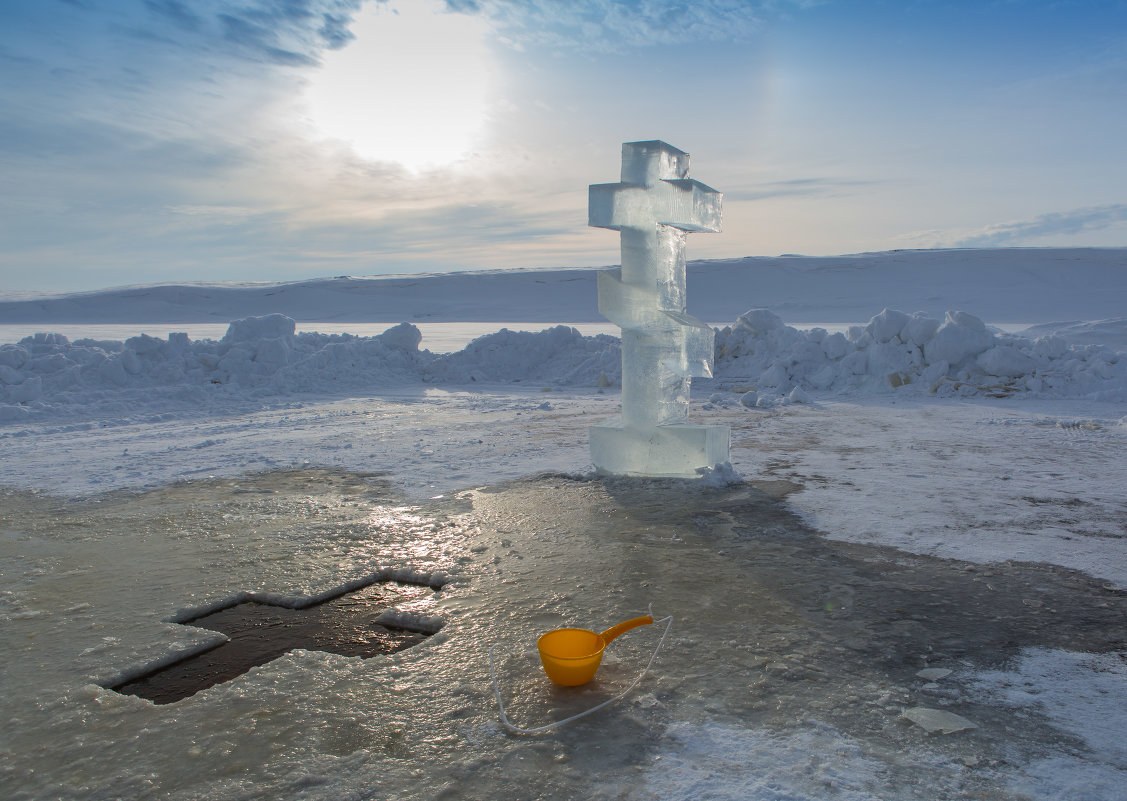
715;308;1126;403
1;310;1124;424
428;325;620;385
0;318;621;423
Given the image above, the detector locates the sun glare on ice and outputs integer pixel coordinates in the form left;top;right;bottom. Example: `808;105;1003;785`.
303;0;495;171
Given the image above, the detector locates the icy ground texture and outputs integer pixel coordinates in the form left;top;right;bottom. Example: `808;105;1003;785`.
970;648;1127;799
741;399;1127;589
2;378;1124;590
1;307;1124;425
4;472;1126;801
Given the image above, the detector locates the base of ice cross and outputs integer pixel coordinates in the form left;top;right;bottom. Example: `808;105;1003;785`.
589;419;730;478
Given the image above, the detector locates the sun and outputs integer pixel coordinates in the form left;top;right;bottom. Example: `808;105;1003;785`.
302;0;495;171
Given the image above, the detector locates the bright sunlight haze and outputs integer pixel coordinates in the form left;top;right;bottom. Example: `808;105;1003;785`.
302;0;495;171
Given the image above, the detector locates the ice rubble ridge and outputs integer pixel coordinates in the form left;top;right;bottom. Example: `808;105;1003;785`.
0;309;1123;423
714;308;1124;403
0;316;619;422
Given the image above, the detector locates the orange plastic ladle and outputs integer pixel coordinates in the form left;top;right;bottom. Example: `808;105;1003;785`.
536;615;654;686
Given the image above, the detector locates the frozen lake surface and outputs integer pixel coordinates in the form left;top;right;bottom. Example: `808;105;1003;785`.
2;248;1126;799
5;468;1126;800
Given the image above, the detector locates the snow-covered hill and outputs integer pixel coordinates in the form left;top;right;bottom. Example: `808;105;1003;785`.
2;247;1124;324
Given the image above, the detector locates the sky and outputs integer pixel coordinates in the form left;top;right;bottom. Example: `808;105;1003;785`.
1;0;1125;292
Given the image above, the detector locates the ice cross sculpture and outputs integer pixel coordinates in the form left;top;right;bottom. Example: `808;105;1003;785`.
588;140;730;477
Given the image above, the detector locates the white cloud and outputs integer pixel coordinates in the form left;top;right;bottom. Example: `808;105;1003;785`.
166;204;260;221
954;204;1127;247
144;0;366;65
444;0;786;51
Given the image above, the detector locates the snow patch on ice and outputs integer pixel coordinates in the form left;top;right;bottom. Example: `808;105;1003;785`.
646;719;907;800
695;461;744;486
970;648;1127;798
971;648;1127;764
373;609;445;634
166;567;449;624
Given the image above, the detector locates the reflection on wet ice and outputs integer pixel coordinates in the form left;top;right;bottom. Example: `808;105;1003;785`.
3;469;1126;800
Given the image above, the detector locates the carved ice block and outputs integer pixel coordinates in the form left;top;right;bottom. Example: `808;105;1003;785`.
587;140;729;477
589;420;730;479
588;180;721;233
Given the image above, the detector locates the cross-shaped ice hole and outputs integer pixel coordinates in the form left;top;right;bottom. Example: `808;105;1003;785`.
108;581;439;705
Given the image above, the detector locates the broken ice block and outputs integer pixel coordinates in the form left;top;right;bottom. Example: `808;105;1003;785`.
589;421;730;478
901;707;977;735
588;141;729;478
915;667;953;681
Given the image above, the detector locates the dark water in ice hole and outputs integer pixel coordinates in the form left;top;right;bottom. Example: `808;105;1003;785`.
111;581;435;704
4;468;1127;800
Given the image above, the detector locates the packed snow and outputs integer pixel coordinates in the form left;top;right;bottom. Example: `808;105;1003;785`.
2;247;1126;801
0;318;620;423
1;306;1123;424
715;307;1125;401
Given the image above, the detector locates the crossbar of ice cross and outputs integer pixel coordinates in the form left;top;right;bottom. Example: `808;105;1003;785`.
588;179;722;233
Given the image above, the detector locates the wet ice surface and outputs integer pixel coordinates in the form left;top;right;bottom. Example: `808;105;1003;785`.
3;470;1126;800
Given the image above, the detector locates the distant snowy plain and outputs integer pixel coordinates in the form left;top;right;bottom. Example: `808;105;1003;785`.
2;248;1125;801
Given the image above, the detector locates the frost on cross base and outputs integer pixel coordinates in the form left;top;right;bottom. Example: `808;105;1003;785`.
588;140;729;478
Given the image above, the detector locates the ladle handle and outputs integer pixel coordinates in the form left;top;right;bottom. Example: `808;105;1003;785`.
600;615;654;645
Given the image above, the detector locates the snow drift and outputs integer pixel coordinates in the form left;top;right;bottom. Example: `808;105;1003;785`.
714;308;1125;403
1;308;1123;424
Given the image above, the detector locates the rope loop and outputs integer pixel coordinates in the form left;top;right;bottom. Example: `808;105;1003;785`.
489;610;673;735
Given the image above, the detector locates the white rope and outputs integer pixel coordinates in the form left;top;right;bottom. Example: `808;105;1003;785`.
489;611;674;735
